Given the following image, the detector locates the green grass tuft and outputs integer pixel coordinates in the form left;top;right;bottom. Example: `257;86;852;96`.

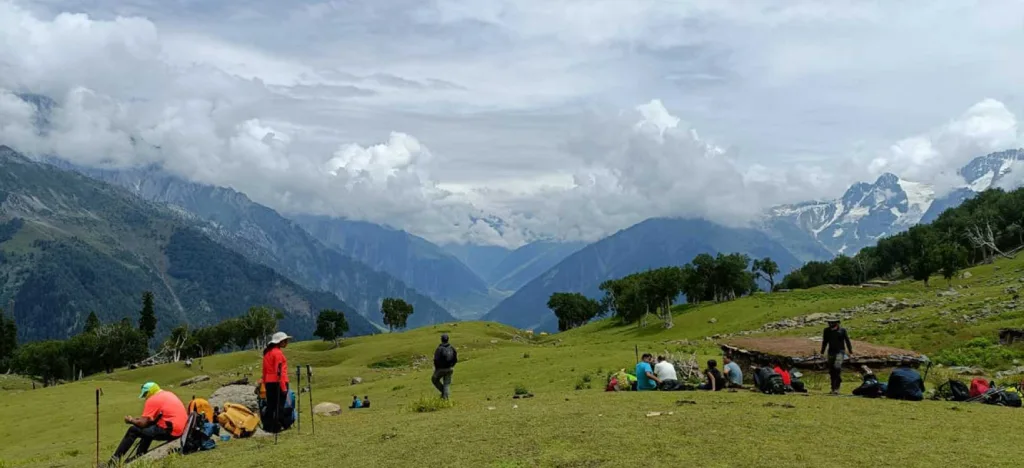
409;396;454;413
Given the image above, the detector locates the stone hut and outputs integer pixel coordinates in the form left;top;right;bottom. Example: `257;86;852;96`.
720;337;927;382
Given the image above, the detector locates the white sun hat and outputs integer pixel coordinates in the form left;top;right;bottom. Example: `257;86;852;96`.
269;331;293;344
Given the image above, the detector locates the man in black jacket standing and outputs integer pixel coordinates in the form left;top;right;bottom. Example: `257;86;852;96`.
432;333;458;400
821;318;853;394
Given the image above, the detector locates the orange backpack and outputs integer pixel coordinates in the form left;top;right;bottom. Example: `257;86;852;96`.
188;398;215;424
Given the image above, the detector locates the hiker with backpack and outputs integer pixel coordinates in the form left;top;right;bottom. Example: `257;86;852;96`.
261;331;292;433
432;333;458;400
852;365;887;398
885;360;925;401
821;318;853;395
108;382;188;464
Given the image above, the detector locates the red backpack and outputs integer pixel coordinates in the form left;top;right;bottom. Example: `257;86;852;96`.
969;378;990;398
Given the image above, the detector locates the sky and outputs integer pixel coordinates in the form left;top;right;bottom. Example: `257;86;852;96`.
0;0;1023;246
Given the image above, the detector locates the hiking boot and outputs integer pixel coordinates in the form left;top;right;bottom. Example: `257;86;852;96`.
829;390;839;395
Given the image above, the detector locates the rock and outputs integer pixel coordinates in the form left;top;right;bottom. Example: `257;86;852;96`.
994;366;1024;379
947;366;984;375
487;406;496;410
313;402;342;416
708;318;718;324
805;313;829;322
937;289;960;298
351;377;363;385
209;384;259;412
1005;286;1019;295
490;339;499;344
646;411;663;417
960;271;973;279
180;375;211;387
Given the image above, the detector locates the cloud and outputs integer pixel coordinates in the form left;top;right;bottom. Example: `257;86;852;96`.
1;1;1023;247
866;99;1022;193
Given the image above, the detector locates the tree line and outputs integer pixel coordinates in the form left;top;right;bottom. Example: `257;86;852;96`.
5;290;415;385
548;254;779;331
780;187;1024;290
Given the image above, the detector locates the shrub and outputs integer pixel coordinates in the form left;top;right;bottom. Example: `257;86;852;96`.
409;396;454;413
933;339;1024;369
369;353;416;369
575;374;593;391
514;384;530;396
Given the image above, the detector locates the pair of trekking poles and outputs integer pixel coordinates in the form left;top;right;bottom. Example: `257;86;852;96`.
274;364;315;445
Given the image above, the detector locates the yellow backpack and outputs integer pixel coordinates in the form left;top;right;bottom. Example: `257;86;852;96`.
217;403;261;438
187;398;215;424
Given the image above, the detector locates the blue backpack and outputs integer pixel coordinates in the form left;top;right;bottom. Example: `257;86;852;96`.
280;390;297;429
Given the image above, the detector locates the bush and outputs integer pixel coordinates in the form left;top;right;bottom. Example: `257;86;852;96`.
409;396;454;413
933;339;1024;369
514;384;530;396
369;353;416;369
574;374;593;391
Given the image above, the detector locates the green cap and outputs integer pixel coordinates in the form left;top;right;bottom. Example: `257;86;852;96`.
139;382;160;399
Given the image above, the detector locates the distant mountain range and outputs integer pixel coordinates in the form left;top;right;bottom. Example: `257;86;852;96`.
58;164;458;329
483;218;802;331
0;146;378;342
766;149;1024;257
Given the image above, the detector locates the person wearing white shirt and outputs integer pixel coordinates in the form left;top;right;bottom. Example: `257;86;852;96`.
654;356;680;390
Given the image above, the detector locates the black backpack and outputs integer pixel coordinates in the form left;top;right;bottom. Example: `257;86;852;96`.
984;389;1023;407
179;412;213;455
756;368;786;395
934;379;970;401
438;345;456;368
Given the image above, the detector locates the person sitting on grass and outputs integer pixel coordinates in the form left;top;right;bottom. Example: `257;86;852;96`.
886;360;925;401
350;395;363;408
108;382;187;465
654;356;680;391
635;353;661;391
362;396;371;408
699;360;725;391
852;365;887;398
722;355;743;388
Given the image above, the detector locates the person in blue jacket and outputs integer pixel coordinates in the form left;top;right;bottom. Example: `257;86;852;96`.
886;360;925;401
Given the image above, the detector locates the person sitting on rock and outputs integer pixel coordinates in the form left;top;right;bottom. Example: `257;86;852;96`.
886;360;925;401
350;395;363;409
699;360;725;391
362;396;371;408
108;382;187;465
654;356;680;391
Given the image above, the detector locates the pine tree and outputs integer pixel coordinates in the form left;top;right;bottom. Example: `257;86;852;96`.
83;311;100;334
138;291;157;342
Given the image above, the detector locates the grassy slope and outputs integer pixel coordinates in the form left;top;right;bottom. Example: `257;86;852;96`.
4;258;1024;467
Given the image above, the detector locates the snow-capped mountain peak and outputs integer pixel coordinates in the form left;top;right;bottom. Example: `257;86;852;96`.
960;149;1024;192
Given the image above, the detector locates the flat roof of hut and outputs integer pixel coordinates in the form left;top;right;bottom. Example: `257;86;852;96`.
720;337;927;370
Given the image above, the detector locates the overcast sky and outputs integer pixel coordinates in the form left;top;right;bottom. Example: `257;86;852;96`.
1;1;1022;246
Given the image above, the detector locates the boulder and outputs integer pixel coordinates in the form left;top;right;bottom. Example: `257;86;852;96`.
994;366;1024;379
351;377;363;385
937;289;959;298
313;402;343;416
180;375;211;387
804;313;829;322
209;384;259;412
708;318;718;324
947;366;984;376
960;271;973;279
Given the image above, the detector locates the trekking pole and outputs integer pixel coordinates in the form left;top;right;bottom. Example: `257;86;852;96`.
95;387;102;468
275;363;282;445
295;364;301;435
306;365;315;435
634;345;639;364
922;361;933;386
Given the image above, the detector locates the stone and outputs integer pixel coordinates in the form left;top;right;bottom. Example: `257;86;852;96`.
960;271;973;279
313;402;342;416
937;289;960;298
351;377;363;385
947;366;984;376
708;318;718;324
994;366;1024;379
490;339;499;344
179;375;210;387
1005;286;1019;295
209;384;259;412
805;313;829;322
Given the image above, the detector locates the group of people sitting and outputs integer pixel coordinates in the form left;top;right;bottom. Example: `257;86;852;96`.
853;361;925;401
350;395;371;408
608;353;813;394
